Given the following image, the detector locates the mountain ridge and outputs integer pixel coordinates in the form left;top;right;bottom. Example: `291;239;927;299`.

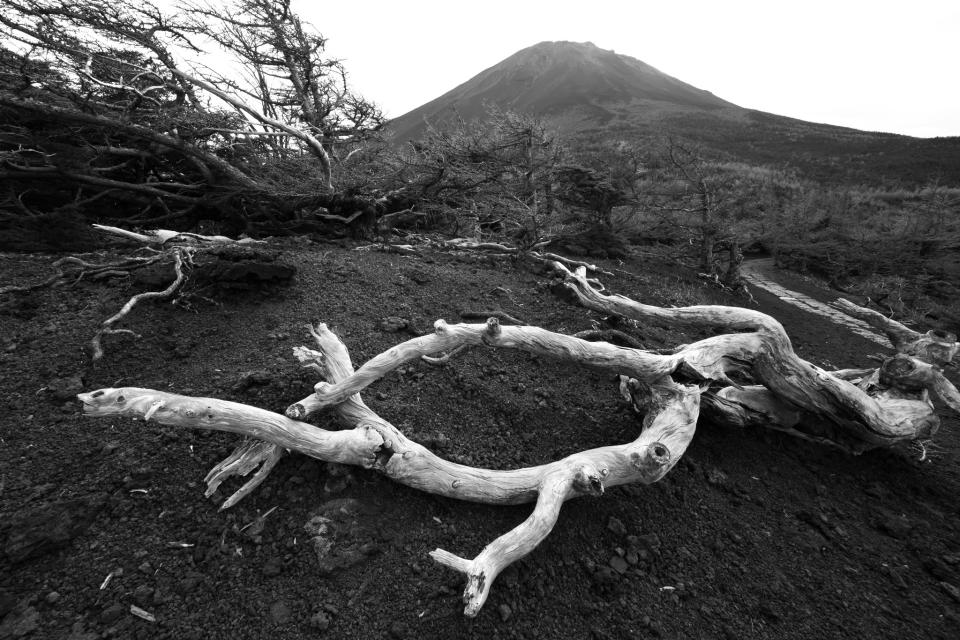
388;41;960;186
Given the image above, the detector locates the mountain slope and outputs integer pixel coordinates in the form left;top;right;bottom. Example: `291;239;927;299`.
388;41;960;187
390;40;739;142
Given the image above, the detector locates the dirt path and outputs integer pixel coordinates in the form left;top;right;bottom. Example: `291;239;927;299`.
742;258;891;347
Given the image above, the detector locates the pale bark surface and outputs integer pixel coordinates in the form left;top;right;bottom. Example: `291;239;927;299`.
76;260;959;616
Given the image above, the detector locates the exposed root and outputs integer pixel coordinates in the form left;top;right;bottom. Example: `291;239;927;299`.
90;248;191;361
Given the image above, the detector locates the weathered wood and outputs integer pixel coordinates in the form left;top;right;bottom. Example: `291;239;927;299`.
81;320;699;616
554;262;959;450
77;264;959;618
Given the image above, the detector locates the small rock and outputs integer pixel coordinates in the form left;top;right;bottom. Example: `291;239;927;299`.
705;468;728;486
48;374;84;402
45;591;61;605
269;601;293;625
498;603;513;622
138;562;152;574
309;611;331;631
379;317;409;333
232;370;272;393
100;442;120;456
388;621;409;638
609;555;629;574
607;516;627;537
100;603;123;624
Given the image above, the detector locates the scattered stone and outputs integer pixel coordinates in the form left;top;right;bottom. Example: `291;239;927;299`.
388;621;409;638
379;317;409;333
48;374;84;402
607;516;627;537
45;591;60;605
309;611;331;631
498;603;513;622
177;574;203;594
304;499;381;575
100;442;120;456
2;493;107;563
407;269;432;285
609;555;629;574
269;601;293;625
705;468;728;486
100;603;124;624
232;370;272;393
192;248;296;289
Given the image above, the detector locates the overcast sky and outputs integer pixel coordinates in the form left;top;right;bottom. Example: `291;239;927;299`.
295;0;959;138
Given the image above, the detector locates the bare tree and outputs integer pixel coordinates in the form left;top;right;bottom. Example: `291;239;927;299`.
0;0;384;238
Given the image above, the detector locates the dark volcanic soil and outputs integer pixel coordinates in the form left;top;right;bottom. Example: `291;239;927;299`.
1;241;959;640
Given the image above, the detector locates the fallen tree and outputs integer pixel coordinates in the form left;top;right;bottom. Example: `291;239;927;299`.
1;225;291;361
77;262;959;616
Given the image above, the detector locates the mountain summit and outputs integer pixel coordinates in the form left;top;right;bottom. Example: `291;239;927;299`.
389;41;739;141
389;41;960;186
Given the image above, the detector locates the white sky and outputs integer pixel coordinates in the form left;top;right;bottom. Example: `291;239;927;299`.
295;0;960;138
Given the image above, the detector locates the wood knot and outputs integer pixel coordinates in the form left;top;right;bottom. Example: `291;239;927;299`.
434;319;448;335
485;317;501;338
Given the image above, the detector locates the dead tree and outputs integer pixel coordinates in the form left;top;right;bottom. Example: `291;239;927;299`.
78;263;959;617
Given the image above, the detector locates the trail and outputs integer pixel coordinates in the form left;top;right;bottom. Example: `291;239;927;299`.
741;258;891;347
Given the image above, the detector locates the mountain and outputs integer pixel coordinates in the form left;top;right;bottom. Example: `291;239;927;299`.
388;41;960;187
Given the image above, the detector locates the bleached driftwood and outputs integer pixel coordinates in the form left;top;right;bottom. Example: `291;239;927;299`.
77;265;959;617
80;319;698;615
554;262;959;451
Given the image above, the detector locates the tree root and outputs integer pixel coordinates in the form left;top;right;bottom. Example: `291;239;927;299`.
6;224;263;361
89;248;191;360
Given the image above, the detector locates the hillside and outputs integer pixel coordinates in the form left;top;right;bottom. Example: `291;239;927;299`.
389;41;960;187
2;241;959;638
